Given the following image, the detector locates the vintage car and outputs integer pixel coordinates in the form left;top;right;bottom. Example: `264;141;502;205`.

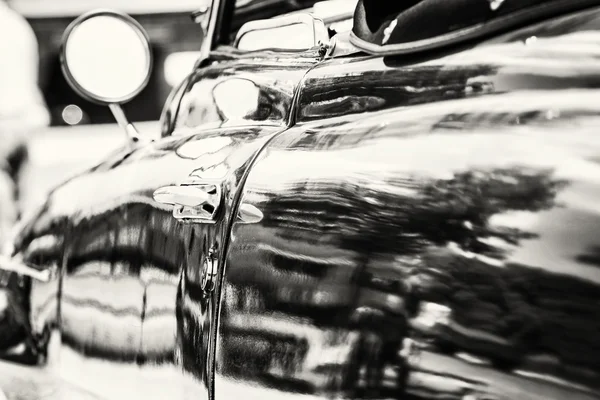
1;0;600;399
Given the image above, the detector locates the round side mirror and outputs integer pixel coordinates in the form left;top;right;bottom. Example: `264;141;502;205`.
61;10;152;105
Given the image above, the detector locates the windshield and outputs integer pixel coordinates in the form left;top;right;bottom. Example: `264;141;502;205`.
227;0;356;44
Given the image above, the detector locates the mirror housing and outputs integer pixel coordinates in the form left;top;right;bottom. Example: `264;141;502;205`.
60;9;153;144
234;13;330;52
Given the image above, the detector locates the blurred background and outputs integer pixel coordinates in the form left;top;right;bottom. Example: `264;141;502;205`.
10;0;204;213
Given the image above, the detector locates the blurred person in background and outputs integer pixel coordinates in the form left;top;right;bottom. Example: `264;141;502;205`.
0;5;49;400
0;0;50;241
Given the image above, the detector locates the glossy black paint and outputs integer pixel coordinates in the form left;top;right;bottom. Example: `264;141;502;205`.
219;105;600;400
2;5;600;400
216;8;600;400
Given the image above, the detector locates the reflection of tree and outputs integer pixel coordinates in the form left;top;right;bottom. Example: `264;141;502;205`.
400;167;564;256
415;253;600;386
244;164;600;391
224;157;600;395
259;166;565;258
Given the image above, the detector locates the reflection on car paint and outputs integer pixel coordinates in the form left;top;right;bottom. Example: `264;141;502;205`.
0;44;321;398
170;49;321;136
216;10;600;400
219;95;600;400
1;5;600;400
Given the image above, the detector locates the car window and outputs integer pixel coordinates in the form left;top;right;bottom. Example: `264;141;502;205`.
229;0;357;43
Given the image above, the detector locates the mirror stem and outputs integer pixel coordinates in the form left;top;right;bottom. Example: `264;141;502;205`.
108;103;146;147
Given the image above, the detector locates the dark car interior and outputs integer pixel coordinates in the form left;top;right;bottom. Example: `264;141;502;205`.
351;0;600;54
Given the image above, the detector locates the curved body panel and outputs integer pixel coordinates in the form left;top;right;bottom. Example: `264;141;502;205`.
216;8;600;400
3;48;319;399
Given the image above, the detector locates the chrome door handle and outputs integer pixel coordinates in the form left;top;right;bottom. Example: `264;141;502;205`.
153;186;210;208
153;180;222;222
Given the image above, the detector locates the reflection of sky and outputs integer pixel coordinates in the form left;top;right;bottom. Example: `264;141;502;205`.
46;146;194;219
311;0;357;20
497;186;600;284
276;87;600;172
445;31;600;72
253;113;600;191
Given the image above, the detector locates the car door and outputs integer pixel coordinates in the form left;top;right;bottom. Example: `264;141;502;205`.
216;7;600;400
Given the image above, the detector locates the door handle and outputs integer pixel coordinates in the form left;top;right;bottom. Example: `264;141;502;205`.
153;185;210;208
153;180;222;222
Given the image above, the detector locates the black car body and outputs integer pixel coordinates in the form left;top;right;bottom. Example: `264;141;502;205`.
1;1;600;399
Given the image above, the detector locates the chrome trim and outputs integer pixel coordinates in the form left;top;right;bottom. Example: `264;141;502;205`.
199;0;222;61
325;31;362;58
108;103;147;146
237;203;263;224
201;246;218;293
153;179;223;222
